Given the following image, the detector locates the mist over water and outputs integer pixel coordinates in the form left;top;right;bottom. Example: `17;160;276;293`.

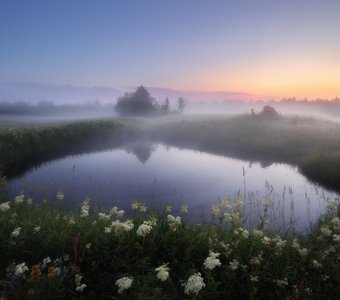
7;143;336;232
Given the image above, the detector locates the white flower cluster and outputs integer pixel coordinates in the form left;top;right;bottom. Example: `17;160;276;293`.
14;193;25;204
12;227;22;238
183;272;205;295
0;201;10;212
167;214;181;231
116;276;133;294
81;197;90;218
75;274;87;292
155;263;170;282
233;227;249;239
136;222;153;237
131;200;147;212
274;277;289;288
229;259;239;271
203;251;221;270
14;262;28;276
56;192;64;201
180;204;188;214
110;206;125;219
111;219;134;234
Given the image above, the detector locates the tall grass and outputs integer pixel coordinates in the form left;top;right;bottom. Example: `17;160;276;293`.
0;179;339;299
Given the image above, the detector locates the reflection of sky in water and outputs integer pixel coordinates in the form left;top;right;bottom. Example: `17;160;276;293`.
7;144;338;232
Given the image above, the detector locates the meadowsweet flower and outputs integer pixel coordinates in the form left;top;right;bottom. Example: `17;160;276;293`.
27;198;32;205
211;204;220;217
33;226;41;233
234;227;249;239
320;225;332;236
274;277;289;287
250;253;263;266
116;276;133;294
261;236;271;246
167;214;181;231
11;227;22;238
76;283;87;292
104;226;112;233
203;251;221;270
312;259;322;269
131;200;147;212
292;238;300;249
56;192;64;200
252;229;264;238
155;263;170;281
85;243;91;249
229;259;239;271
111;220;134;234
183;272;205;295
116;209;125;218
14;193;25;204
136;222;153;237
298;248;308;257
68;217;76;224
221;197;231;209
250;275;259;282
331;217;340;230
98;213;110;220
263;197;273;207
80;197;90;218
165;204;172;213
14;262;29;275
235;195;244;210
180;204;188;214
333;234;340;242
0;201;10;212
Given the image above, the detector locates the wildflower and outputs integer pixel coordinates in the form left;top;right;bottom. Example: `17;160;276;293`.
312;259;322;269
292;238;300;249
331;217;340;230
211;204;220;217
14;193;25;204
111;220;134;234
221;197;231;209
47;266;54;278
261;236;271;246
104;226;112;233
250;253;263;266
76;283;87;292
234;227;249;239
42;257;51;269
155;263;170;282
274;277;289;287
229;259;239;271
56;192;64;200
252;229;264;238
183;272;205;295
165;204;172;213
131;200;147;212
263;197;273;207
27;198;32;205
98;212;110;220
85;243;91;249
298;248;308;257
75;274;83;286
33;226;41;233
136;222;153;237
30;264;41;280
203;251;221;270
235;195;244;210
180;204;188;214
11;227;22;238
116;209;125;218
80;197;90;218
250;275;259;282
116;276;133;294
320;225;332;236
0;201;10;212
14;262;28;275
333;234;340;242
68;217;76;225
167;214;181;231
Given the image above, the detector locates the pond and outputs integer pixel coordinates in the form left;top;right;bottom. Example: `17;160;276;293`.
7;140;338;232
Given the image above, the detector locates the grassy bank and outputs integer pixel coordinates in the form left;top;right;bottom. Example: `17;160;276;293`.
145;114;340;192
0;182;339;299
0;120;126;178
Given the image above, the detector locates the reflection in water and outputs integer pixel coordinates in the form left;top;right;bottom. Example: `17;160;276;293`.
7;143;338;232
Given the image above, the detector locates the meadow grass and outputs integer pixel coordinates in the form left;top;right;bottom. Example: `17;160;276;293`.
0;178;339;299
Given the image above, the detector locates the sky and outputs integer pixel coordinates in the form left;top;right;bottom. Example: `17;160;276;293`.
1;0;340;100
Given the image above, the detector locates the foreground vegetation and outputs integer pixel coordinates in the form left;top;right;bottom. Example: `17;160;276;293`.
0;177;339;299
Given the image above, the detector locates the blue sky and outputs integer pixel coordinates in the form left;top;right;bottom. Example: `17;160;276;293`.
1;0;340;99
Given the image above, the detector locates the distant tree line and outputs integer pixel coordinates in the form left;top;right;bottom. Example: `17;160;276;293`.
115;86;186;116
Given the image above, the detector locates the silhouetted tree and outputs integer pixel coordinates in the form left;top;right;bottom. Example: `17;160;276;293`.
178;97;186;113
115;86;158;116
161;98;170;114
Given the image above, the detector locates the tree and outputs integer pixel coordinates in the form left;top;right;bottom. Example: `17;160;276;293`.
161;98;170;114
178;97;186;113
115;86;158;116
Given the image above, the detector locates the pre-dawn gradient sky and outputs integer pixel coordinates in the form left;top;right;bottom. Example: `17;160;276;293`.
1;0;340;100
